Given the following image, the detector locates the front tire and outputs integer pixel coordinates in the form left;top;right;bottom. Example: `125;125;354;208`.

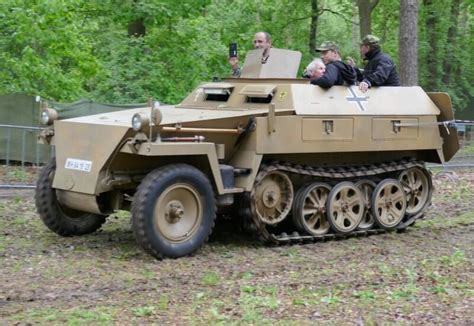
131;164;216;259
35;158;107;236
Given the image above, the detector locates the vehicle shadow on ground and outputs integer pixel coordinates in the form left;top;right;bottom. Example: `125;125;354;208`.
52;214;264;261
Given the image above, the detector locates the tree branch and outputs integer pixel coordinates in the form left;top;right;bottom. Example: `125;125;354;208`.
280;8;356;30
280;15;313;30
319;8;356;25
369;0;380;12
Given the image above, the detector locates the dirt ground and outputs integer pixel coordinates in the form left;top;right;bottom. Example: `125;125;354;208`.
0;171;473;324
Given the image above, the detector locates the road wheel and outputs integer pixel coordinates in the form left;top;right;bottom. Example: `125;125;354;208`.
398;167;432;216
371;179;407;230
292;182;331;235
132;164;216;259
35;158;106;236
326;182;364;234
355;179;377;231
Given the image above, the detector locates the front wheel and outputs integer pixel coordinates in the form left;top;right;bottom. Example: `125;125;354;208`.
35;158;107;236
132;164;216;259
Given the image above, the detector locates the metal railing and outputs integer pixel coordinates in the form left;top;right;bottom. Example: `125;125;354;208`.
1;124;54;188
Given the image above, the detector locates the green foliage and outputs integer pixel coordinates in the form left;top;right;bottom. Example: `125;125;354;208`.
0;0;471;109
418;0;474;109
0;0;99;100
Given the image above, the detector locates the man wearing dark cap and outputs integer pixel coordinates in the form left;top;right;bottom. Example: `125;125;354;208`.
354;35;400;93
311;41;356;88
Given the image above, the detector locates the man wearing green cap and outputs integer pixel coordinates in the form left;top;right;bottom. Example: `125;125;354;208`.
312;41;356;88
353;35;400;93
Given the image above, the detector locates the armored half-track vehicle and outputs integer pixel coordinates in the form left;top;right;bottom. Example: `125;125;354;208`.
36;48;459;259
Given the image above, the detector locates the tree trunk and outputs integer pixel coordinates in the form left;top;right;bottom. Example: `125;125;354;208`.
351;1;359;50
423;0;438;90
128;19;145;37
442;0;461;85
399;0;418;86
355;0;379;38
309;0;319;56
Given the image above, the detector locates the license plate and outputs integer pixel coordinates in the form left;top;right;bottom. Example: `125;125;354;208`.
65;158;93;172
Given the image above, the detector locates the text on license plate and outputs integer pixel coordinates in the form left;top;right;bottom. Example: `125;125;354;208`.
65;158;93;172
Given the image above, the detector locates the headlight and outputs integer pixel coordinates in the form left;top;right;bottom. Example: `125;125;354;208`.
40;108;58;126
131;113;150;132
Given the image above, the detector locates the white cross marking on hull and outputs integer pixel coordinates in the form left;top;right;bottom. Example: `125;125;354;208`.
346;86;368;111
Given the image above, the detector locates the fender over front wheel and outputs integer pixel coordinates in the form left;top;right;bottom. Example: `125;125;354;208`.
35;158;107;236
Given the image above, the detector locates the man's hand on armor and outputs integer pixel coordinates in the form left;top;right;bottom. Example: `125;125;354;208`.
359;81;370;93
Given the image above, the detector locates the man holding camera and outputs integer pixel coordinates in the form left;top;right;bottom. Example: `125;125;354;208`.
229;31;272;77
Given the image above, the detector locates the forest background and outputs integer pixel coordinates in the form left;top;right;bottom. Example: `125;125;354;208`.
0;0;472;114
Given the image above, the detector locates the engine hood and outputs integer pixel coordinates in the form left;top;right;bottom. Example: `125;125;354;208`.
64;105;280;127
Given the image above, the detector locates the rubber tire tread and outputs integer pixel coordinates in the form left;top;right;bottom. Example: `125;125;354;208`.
131;164;216;260
35;158;107;236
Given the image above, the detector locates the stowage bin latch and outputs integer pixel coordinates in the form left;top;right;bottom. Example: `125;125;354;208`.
392;120;401;133
323;120;334;135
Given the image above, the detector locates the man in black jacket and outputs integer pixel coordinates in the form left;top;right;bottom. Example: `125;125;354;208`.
311;41;357;88
354;35;400;93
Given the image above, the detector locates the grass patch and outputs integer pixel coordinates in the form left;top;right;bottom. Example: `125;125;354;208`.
9;306;116;325
439;248;466;266
131;306;155;317
459;141;474;155
416;211;474;229
5;167;32;183
201;271;221;286
352;290;376;302
158;295;170;311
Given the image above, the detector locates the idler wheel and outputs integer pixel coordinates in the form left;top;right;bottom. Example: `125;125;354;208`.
398;167;432;216
371;179;407;230
326;182;364;234
292;182;331;235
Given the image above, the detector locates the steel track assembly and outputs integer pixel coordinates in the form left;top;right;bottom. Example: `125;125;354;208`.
246;159;430;245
